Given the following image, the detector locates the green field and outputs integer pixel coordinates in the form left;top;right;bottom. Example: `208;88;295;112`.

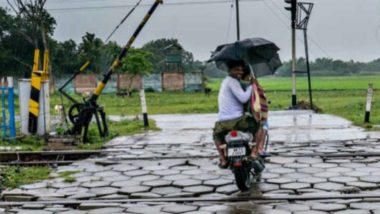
51;75;380;128
208;76;380;91
4;75;380;133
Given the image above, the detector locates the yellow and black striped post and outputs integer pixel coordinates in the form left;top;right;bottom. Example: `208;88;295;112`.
28;70;43;133
28;49;42;134
42;49;49;81
32;49;40;73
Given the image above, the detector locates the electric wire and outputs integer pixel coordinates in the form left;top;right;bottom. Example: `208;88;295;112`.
262;0;289;30
57;0;143;129
44;0;263;11
267;0;331;58
2;0;329;59
104;0;142;43
265;0;328;58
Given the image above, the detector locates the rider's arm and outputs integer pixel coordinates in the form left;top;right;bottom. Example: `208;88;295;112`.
229;79;252;103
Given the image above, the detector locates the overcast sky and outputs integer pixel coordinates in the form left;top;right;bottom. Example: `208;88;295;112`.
1;0;380;62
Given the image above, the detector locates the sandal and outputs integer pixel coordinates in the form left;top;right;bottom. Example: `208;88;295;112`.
259;151;269;158
218;159;229;169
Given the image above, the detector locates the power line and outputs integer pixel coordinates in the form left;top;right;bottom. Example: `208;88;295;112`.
104;0;143;43
262;0;289;29
262;0;315;58
266;0;331;58
45;0;262;11
272;0;331;58
1;0;332;59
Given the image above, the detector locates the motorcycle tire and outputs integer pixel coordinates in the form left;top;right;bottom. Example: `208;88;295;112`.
233;166;252;191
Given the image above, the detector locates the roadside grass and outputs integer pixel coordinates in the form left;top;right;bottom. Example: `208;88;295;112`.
0;135;45;151
0;166;51;189
0;168;82;189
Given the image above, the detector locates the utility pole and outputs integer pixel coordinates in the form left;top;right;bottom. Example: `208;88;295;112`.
298;2;314;110
285;0;297;108
287;1;314;110
236;0;240;40
304;29;313;109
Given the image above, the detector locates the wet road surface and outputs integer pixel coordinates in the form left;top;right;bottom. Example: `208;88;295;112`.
2;110;380;213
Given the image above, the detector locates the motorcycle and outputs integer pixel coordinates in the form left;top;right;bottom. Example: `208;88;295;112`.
220;130;267;191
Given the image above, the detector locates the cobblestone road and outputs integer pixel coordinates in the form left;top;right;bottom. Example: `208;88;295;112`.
2;111;380;213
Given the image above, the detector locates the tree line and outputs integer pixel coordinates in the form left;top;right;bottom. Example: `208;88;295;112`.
0;6;203;78
202;57;380;78
276;57;380;77
1;4;380;79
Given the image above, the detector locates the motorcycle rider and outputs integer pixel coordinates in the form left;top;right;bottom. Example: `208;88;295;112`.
213;60;265;168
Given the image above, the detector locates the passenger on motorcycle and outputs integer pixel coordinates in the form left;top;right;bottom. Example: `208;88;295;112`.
213;60;266;169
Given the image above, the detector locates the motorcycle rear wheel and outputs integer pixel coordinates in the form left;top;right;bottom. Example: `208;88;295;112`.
234;166;252;191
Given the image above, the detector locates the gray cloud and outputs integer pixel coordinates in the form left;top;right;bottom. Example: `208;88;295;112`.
2;0;380;62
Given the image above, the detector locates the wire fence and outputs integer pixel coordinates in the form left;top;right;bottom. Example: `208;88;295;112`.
4;72;204;95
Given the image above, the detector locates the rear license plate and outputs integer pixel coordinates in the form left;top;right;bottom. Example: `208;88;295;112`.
228;147;246;157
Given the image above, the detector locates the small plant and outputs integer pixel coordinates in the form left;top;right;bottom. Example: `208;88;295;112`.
63;176;76;183
55;126;65;135
1;166;51;189
58;171;80;183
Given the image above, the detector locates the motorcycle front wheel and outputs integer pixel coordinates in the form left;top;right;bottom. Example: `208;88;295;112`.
233;166;252;191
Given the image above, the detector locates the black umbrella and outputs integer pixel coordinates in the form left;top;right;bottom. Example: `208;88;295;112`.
208;38;282;77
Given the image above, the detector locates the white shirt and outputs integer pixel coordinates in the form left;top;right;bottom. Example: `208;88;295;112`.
218;76;252;121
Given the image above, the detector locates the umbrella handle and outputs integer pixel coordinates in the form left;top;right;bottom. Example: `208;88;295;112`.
248;64;256;79
247;64;257;84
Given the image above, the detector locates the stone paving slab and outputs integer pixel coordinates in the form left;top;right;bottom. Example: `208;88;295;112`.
4;153;380;209
2;112;380;213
